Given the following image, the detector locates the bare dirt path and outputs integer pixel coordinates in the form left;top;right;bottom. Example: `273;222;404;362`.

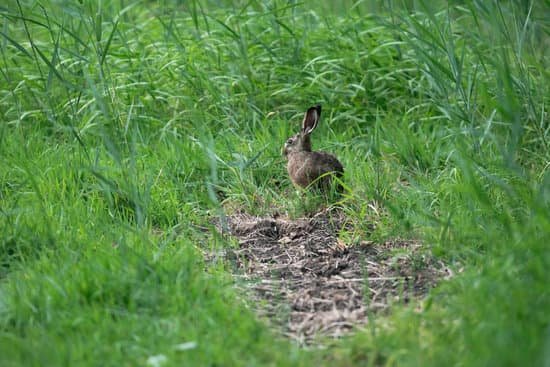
217;209;451;344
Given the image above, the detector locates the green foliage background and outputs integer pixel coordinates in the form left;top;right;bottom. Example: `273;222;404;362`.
0;0;549;366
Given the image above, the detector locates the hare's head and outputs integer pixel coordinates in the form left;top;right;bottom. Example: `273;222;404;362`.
283;105;321;157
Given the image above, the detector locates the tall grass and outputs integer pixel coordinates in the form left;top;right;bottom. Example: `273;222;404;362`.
1;0;548;366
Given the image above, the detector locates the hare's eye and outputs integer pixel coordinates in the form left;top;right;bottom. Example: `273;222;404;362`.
286;137;295;145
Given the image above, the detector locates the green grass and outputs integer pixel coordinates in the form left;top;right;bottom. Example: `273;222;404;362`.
1;0;549;366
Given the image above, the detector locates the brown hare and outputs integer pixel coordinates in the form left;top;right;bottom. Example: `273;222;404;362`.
283;105;344;191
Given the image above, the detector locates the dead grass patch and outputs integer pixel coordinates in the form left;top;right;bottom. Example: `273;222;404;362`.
215;208;450;344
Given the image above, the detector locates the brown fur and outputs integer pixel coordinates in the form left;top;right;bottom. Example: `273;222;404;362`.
283;105;344;190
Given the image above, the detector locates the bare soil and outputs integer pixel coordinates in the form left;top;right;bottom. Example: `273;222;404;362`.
216;208;451;344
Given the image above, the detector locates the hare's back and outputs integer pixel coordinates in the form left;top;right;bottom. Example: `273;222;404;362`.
287;150;343;189
310;151;344;176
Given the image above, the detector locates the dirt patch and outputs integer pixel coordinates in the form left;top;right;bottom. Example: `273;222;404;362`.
216;209;451;344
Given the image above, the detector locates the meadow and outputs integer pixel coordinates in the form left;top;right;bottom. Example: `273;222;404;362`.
0;0;549;366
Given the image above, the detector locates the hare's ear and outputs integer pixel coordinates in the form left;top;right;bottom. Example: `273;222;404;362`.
301;105;322;135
